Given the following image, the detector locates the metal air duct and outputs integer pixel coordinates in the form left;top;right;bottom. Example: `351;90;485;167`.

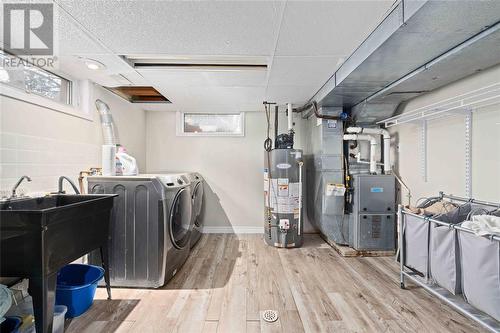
305;0;500;123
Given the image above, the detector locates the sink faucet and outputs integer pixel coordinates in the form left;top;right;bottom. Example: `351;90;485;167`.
11;175;31;198
58;176;80;194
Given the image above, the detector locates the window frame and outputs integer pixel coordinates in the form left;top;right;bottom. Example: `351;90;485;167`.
0;52;92;121
176;111;245;137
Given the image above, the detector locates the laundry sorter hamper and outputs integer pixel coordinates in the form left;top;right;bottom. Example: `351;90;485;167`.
458;230;500;321
400;193;500;332
404;213;430;276
403;198;458;277
428;203;471;295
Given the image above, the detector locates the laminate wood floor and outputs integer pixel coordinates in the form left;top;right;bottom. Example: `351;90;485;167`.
66;234;485;333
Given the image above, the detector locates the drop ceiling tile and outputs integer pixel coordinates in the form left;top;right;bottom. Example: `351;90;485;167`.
203;70;268;87
275;1;394;56
122;71;150;86
266;85;319;105
268;56;343;88
138;69;268;88
56;8;108;55
0;5;107;56
56;0;284;56
152;85;265;112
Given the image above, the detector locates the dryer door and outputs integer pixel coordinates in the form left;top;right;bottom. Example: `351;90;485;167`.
192;182;204;227
169;187;193;249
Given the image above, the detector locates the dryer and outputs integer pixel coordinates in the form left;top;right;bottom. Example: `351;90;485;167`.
184;172;205;248
87;174;193;288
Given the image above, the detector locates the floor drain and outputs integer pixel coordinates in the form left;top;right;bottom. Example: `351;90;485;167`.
262;309;279;323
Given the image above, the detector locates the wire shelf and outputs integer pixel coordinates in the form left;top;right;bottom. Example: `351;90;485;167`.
378;82;500;127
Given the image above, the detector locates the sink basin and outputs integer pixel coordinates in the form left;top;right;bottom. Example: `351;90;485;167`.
0;194;116;333
0;195;102;211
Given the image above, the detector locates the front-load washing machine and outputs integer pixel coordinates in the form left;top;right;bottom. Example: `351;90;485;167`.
184;172;204;248
87;174;193;288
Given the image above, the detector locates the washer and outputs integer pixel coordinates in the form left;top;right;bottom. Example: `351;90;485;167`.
87;174;193;288
185;172;205;248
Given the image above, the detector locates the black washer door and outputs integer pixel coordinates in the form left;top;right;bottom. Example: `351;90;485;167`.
192;182;204;227
169;188;193;249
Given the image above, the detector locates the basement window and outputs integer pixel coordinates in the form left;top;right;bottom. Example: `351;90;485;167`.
177;112;245;137
0;51;72;105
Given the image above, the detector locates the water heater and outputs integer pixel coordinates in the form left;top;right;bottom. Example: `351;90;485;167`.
264;148;303;248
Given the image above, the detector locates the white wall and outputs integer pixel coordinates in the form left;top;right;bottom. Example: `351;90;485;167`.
391;64;500;203
0;84;146;195
146;110;316;233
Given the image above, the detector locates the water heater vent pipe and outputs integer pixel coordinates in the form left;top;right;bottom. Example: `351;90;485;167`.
287;103;293;131
346;127;391;174
343;134;378;174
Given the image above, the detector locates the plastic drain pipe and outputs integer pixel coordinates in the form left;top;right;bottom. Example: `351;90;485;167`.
346;127;391;174
343;134;378;174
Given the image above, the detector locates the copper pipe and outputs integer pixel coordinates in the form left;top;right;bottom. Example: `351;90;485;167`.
78;167;102;194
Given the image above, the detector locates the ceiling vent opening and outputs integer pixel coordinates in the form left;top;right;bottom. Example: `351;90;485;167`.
106;86;171;104
122;56;268;71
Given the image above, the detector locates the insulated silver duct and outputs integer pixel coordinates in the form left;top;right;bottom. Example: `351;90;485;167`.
95;99;117;145
304;1;500;123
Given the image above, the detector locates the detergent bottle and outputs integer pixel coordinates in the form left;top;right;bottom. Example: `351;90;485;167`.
115;145;139;176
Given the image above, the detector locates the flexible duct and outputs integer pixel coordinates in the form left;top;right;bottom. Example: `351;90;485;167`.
346;127;391;174
95;99;117;145
343;134;378;174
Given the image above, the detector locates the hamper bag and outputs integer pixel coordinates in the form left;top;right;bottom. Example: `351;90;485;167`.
430;227;461;294
404;214;430;276
458;231;500;321
429;204;471;294
403;198;451;276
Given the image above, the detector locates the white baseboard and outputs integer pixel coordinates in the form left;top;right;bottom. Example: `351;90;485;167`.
202;226;264;234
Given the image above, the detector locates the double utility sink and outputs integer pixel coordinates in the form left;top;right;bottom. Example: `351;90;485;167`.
0;194;116;333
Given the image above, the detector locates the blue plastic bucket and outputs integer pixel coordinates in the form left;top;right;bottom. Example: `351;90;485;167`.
56;264;104;318
0;317;22;333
